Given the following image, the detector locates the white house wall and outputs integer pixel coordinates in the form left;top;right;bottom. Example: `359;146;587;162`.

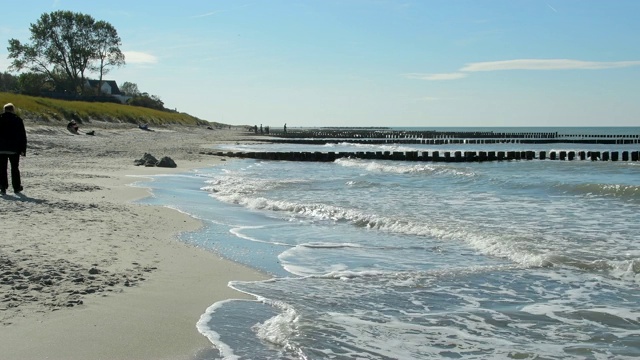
100;83;112;94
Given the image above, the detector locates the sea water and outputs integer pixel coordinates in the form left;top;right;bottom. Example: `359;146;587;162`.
137;127;640;359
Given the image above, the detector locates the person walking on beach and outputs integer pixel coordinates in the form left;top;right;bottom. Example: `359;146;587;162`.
0;103;27;195
67;120;79;134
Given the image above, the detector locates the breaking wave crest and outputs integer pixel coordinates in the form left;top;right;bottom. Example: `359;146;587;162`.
555;182;640;201
207;187;640;281
335;158;476;177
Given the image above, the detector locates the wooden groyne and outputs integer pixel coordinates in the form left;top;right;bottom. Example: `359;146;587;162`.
202;150;640;163
250;138;640;145
249;129;640;145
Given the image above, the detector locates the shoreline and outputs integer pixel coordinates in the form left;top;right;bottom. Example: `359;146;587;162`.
0;123;267;359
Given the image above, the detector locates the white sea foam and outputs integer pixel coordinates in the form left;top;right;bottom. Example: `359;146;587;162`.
230;226;294;246
206;185;586;271
252;300;301;355
322;142;418;153
335;157;476;177
196;299;241;360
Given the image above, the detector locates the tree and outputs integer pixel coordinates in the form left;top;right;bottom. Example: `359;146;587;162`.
15;72;51;95
120;81;140;97
91;21;125;95
129;93;165;111
121;83;166;111
7;10;125;96
0;72;18;92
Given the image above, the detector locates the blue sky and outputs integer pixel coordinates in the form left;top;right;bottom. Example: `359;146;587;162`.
2;1;639;127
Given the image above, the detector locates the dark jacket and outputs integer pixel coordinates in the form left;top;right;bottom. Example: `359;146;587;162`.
0;112;27;155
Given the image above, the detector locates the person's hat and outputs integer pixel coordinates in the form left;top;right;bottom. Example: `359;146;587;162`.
3;103;14;112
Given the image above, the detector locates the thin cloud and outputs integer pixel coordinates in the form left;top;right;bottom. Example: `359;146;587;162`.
192;4;249;18
461;59;640;72
546;3;558;12
123;51;158;64
408;59;640;81
192;11;222;18
404;72;467;81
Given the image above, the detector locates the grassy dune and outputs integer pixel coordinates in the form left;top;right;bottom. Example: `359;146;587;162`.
0;92;217;127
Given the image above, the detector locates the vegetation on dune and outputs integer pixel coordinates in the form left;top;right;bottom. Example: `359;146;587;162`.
7;10;124;97
2;11;228;128
0;92;216;127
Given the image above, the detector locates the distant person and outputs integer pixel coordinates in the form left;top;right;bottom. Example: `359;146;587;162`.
284;123;287;133
260;124;263;134
67;120;79;134
139;123;154;131
0;103;27;195
66;120;95;135
254;125;258;134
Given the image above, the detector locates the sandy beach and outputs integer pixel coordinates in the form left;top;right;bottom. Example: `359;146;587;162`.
0;121;266;359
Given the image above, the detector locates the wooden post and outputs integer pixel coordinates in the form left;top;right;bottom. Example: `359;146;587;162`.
479;151;487;162
465;151;477;161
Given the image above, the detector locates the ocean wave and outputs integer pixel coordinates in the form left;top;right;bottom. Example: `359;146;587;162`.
335;157;476;177
204;176;640;279
203;172;309;196
543;255;640;279
323;142;418;153
300;242;364;249
568;307;640;327
314;264;523;285
554;183;640;201
197;296;305;360
207;190;555;268
252;299;300;353
196;299;245;359
229;226;294;247
345;180;377;188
